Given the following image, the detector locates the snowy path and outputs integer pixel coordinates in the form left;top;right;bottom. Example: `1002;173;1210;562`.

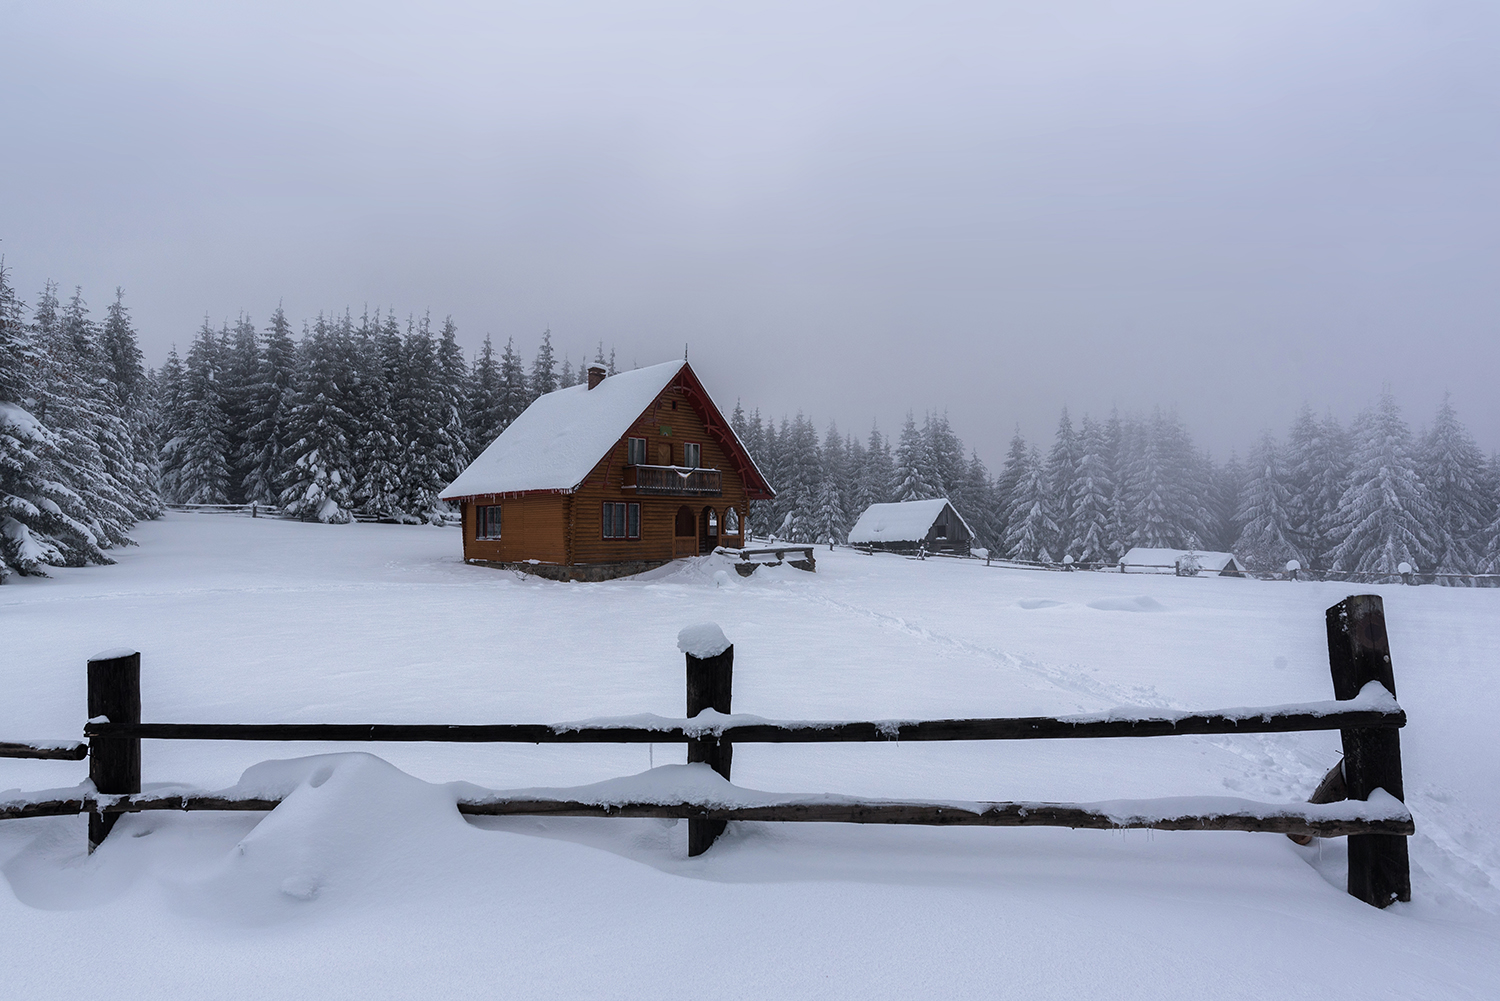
2;515;1498;999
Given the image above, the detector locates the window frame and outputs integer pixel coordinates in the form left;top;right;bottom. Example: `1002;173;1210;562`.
475;503;502;540
724;507;740;536
626;437;647;465
683;442;702;469
601;501;642;540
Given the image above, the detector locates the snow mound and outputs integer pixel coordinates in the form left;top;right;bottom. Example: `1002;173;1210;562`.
175;753;475;923
1087;595;1166;612
678;622;731;658
1018;598;1064;610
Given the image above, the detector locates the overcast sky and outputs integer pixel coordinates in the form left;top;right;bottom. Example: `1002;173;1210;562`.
3;0;1497;466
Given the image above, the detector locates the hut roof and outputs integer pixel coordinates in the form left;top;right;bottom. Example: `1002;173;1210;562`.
1120;548;1247;573
846;498;973;545
440;360;771;500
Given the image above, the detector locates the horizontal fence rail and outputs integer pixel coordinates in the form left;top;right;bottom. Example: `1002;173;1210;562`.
0;740;88;761
2;790;1414;841
82;692;1404;745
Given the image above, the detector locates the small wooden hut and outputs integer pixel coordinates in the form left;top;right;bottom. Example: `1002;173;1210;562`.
439;360;774;580
846;498;974;554
1119;548;1247;576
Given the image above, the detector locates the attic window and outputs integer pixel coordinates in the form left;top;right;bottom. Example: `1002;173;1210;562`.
933;523;947;539
683;443;701;468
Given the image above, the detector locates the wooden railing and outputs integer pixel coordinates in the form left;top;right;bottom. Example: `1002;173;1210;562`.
0;595;1412;908
624;465;723;496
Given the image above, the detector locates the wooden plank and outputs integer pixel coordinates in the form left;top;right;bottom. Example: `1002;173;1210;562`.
84;702;1405;745
686;639;733;855
87;650;141;850
1326;595;1412;907
0;741;88;761
10;793;1411;840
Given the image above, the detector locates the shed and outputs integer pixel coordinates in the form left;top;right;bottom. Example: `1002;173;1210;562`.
1120;548;1247;576
439;360;774;580
846;498;974;554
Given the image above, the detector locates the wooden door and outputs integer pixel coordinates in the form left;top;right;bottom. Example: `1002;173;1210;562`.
674;505;696;558
656;442;672;466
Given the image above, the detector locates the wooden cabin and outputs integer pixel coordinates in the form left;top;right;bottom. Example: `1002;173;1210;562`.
1120;548;1247;577
846;498;974;555
439;360;774;580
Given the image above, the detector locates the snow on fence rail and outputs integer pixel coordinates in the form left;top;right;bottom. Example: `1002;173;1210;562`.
0;595;1412;908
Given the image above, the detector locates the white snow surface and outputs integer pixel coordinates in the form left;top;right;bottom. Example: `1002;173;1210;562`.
846;497;973;544
1122;547;1246;573
439;359;684;499
677;621;731;658
2;513;1499;1000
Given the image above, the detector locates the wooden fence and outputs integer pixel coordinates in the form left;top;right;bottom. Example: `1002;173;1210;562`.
0;595;1412;908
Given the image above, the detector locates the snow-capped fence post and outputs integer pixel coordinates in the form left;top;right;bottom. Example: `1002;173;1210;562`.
1325;595;1410;908
87;649;141;851
680;623;734;856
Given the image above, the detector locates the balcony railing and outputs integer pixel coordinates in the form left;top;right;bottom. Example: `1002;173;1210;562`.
625;465;723;497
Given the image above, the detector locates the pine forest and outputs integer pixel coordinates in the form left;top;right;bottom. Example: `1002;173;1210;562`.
4;258;1500;584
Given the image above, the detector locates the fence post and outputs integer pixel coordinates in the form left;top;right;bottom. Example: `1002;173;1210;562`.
1325;595;1411;907
680;624;733;857
87;650;141;851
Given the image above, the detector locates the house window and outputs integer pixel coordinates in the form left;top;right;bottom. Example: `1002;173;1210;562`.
707;508;718;537
683;442;701;468
603;502;641;540
476;504;502;540
724;507;739;535
934;523;948;539
627;437;647;465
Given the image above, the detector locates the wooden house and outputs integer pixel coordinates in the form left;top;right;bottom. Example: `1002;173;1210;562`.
439;360;774;580
846;498;974;554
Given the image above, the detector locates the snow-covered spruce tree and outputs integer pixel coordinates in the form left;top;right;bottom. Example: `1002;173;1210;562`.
0;260;68;579
1234;432;1303;571
1483;454;1500;575
894;412;938;501
1420;394;1490;582
1045;408;1081;559
99;288;161;518
169;319;233;504
349;310;402;519
278;314;359;522
239;306;298;504
992;429;1030;547
528;328;558;404
813;422;849;544
926;412;964;502
496;336;529;431
861;423;894;507
957;451;994;552
1328;391;1436;579
218;313;261;504
153;346;188;503
783;413;821;542
1286;406;1350;568
391;314;444;519
746;410;775;539
1211;451;1244;552
40;287;135;555
1069;415;1115;564
467;334;502;458
432;316;471;499
1003;445;1058;562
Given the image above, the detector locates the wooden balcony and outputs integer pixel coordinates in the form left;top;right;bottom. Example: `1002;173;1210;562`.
624;465;723;497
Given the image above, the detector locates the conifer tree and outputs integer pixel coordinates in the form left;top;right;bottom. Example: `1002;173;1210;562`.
170;319;232;504
813;422;849;544
1234;432;1302;571
1046;408;1081;554
497;336;529;430
1329;391;1436;578
279;314;358;522
529;329;558;402
1286;407;1350;568
468;334;502;457
219;313;260;503
993;429;1030;547
99;288;161;518
1420;394;1489;581
1003;446;1058;562
240;306;298;504
1070;415;1115;564
894;412;938;501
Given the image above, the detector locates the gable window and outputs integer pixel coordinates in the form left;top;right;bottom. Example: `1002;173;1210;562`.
476;504;502;540
627;437;647;465
724;507;739;535
603;502;641;540
683;442;701;468
933;522;948;539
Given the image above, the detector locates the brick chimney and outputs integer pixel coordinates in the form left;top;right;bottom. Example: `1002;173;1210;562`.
587;364;606;389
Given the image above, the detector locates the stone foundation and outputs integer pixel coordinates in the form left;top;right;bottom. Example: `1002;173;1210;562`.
464;558;674;582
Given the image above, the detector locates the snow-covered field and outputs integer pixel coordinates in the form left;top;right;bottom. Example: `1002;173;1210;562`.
3;514;1498;999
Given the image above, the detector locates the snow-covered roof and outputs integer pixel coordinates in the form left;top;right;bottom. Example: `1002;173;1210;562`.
1120;548;1246;573
441;360;686;499
846;498;973;545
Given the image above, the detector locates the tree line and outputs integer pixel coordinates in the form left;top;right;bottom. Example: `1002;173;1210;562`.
734;392;1500;581
3;255;1496;582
